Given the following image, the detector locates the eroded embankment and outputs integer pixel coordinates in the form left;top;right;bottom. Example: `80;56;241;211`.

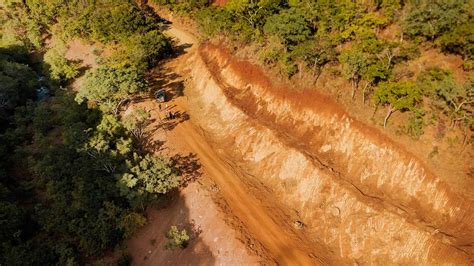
186;43;474;264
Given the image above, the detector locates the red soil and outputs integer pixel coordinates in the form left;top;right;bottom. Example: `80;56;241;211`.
204;40;474;198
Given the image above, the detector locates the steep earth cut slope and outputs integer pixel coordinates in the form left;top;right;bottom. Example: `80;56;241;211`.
128;25;328;265
184;43;474;264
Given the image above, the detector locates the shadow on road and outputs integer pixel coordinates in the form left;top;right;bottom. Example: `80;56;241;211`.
171;153;202;188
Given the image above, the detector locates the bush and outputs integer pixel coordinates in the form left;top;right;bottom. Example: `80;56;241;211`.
119;212;147;239
43;42;79;82
406;110;425;140
428;146;439;159
165;226;189;249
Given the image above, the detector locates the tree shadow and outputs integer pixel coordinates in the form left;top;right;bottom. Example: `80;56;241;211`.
126;189;216;265
165;80;185;98
142;138;166;153
76;65;90;77
171;43;193;58
150;109;190;132
170;153;202;188
147;65;186;102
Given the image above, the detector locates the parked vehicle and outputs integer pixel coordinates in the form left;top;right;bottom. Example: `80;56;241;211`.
158;18;171;25
155;89;166;103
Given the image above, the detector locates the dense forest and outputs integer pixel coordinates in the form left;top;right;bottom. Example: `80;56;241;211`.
1;0;176;264
157;0;473;140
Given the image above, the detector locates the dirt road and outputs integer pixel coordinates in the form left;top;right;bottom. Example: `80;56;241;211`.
157;24;324;265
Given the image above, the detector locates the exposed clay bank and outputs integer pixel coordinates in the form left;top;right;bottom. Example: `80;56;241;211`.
184;42;474;264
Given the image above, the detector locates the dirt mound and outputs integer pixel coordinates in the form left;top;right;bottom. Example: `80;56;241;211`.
184;42;474;264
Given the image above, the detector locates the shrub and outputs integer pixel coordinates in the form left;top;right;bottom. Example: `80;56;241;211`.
406;110;425;140
165;226;189;249
43;42;79;82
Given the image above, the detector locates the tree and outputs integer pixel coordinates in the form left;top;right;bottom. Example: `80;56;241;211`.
263;8;311;49
43;42;79;82
0;199;27;246
419;68;474;128
405;109;425;139
123;108;151;150
85;114;132;173
373;80;422;128
108;30;172;72
339;48;370;99
2;2;43;49
196;7;234;37
152;0;209;13
87;1;153;42
119;154;179;208
291;37;336;82
76;201;124;255
402;0;468;41
226;0;283;27
0;58;37;127
24;0;66;27
379;0;402;21
76;66;146;115
437;21;474;60
225;0;284;40
360;60;389;104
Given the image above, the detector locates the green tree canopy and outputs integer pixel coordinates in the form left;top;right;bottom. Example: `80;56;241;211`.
76;66;146;114
339;48;370;99
291;37;336;80
107;30;172;72
402;0;469;41
119;154;179;208
43;42;79;82
418;68;474;127
437;21;474;60
263;8;311;48
373;80;422;128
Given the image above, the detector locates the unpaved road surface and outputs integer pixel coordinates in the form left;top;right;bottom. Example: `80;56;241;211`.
166;111;319;265
142;25;324;264
124;26;264;265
